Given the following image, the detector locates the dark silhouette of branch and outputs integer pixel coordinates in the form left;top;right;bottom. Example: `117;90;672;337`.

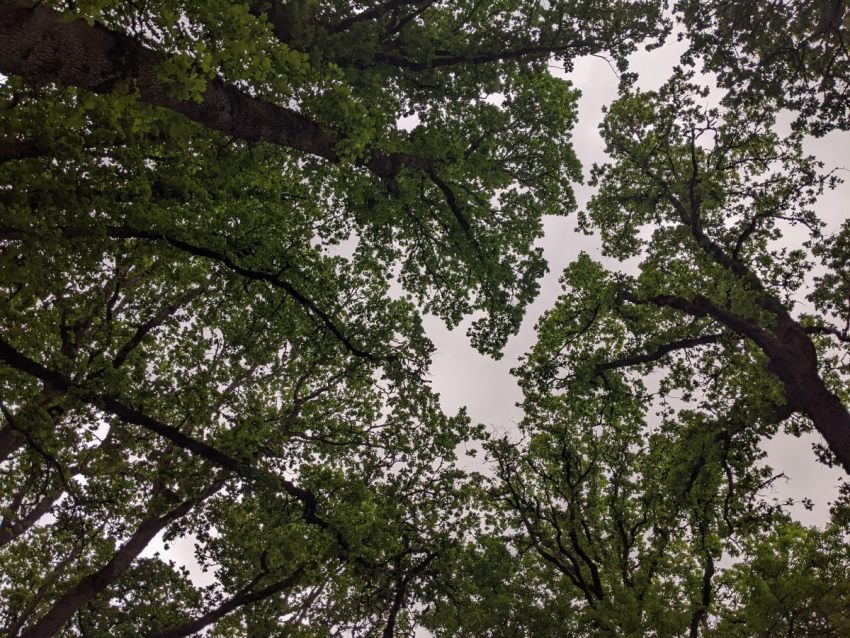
382;552;437;638
0;335;347;547
617;290;850;474
596;333;727;372
111;286;207;368
372;39;598;71
19;483;221;638
16;223;380;363
329;0;433;35
103;226;381;362
0;5;433;180
804;324;850;344
150;565;307;638
0;139;45;163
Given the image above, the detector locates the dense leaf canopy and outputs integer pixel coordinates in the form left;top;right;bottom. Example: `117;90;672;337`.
0;1;848;637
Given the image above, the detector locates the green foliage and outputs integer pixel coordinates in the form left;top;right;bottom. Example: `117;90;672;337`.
711;523;850;637
0;0;668;634
1;1;848;636
677;0;850;135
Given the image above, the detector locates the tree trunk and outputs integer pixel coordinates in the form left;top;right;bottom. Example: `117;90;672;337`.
768;326;850;473
17;487;216;638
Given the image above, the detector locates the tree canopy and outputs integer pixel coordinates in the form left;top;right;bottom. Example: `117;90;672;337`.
1;1;848;636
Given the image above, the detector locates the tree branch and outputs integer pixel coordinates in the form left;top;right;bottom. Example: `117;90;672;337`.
328;0;432;35
804;324;850;344
372;39;598;71
617;291;850;474
151;565;307;638
0;334;347;546
0;5;431;181
111;285;207;369
19;483;221;638
106;226;380;362
596;332;727;373
0;138;45;163
53;224;380;363
382;552;436;638
617;291;773;351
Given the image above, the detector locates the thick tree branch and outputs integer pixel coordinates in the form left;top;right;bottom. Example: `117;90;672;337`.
614;138;850;471
618;291;850;473
19;483;220;638
6;544;84;637
0;336;68;390
688;551;715;638
0;5;430;180
255;0;597;72
0;6;486;245
0;7;335;155
618;292;771;350
0;335;345;545
0;424;25;464
425;169;475;240
382;552;436;638
615;138;789;321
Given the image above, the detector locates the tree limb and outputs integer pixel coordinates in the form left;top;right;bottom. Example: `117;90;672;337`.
0;334;347;546
328;0;433;35
0;139;45;163
111;285;207;369
19;483;221;638
618;290;850;473
0;5;431;180
596;332;727;373
150;565;307;638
